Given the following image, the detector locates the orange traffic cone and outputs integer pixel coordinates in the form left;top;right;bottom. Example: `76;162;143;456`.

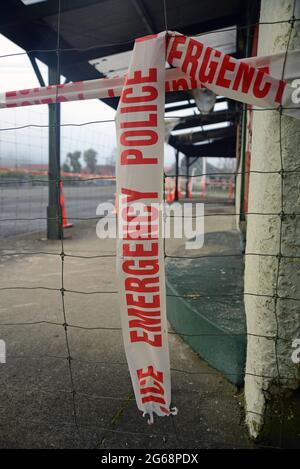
112;193;118;215
165;178;174;203
59;180;73;229
177;177;181;200
170;178;175;203
200;176;207;198
187;180;191;199
227;177;234;200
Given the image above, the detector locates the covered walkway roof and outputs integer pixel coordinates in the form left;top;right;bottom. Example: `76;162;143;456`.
0;0;260;157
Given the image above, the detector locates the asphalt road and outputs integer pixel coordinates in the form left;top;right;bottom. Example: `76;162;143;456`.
0;184;116;237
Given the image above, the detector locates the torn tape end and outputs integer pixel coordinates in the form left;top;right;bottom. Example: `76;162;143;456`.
142;406;178;425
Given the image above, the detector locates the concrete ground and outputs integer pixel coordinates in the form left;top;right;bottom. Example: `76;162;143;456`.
0;200;254;449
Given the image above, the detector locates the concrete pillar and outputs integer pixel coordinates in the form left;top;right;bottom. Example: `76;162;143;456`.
244;0;300;446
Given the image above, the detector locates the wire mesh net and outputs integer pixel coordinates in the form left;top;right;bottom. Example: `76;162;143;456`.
0;0;299;449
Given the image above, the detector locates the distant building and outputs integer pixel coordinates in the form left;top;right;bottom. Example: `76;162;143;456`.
18;163;49;172
95;164;115;176
81;164;115;176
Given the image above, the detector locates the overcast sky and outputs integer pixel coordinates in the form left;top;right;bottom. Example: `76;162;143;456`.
0;33;178;169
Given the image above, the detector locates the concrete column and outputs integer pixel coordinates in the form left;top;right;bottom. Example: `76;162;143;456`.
244;0;300;445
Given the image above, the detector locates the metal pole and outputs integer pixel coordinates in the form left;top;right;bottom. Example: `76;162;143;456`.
202;156;206;196
239;14;251;223
27;53;46;88
47;66;61;240
185;155;189;198
174;150;179;201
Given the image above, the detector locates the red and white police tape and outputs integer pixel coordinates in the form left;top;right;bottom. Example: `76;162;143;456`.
2;31;300;423
115;32;176;424
1;33;299;115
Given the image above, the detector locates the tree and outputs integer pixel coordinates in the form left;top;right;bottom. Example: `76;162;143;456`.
84;148;98;173
62;161;71;173
66;151;82;173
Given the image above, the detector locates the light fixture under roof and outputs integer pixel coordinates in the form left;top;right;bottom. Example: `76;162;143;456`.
193;89;216;114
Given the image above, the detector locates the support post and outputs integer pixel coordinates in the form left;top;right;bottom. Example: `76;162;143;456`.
244;0;300;447
239;13;251;224
201;156;206;197
174;150;179;201
47;66;61;240
185;155;189;198
28;53;46;88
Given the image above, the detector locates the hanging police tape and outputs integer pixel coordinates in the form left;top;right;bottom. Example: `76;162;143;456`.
1;31;300;423
1;35;300;114
111;32;299;422
115;31;177;424
166;32;300;119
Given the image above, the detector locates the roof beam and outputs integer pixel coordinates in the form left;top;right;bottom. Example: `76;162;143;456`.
131;0;156;34
177;125;236;145
1;16;120;108
165;97;228;114
60;42;134;67
172;110;236;132
27;52;46;87
165;91;192;104
0;0;107;28
176;13;242;37
169;136;236;158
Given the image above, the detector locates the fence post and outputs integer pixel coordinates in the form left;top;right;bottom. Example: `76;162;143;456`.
47;65;61;240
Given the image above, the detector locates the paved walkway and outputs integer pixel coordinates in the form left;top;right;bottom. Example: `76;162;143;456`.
0;205;254;448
